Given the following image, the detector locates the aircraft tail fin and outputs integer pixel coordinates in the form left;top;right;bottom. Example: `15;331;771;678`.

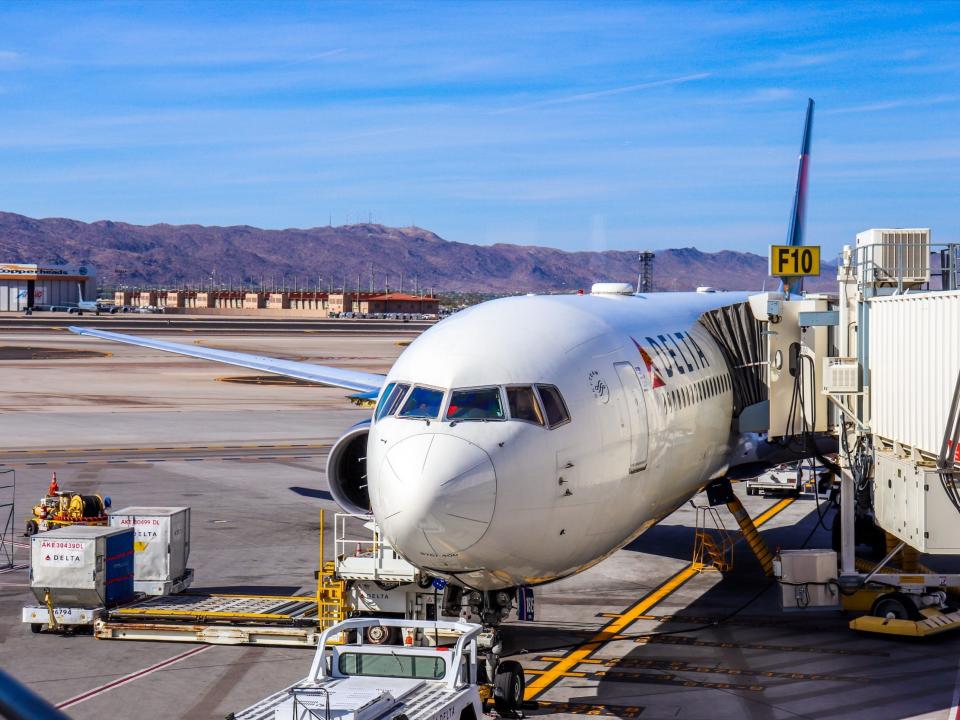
781;98;814;295
77;283;85;303
786;98;814;249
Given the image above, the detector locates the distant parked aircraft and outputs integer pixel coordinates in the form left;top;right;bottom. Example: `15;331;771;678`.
69;284;116;315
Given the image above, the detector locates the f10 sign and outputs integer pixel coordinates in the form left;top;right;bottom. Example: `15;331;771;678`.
769;245;820;277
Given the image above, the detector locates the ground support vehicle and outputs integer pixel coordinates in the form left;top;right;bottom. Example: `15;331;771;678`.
230;617;524;720
335;514;520;685
745;463;802;497
25;474;110;536
92;510;348;646
336;513;458;640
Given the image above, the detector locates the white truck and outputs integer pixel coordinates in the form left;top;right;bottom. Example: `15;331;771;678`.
230;617;525;720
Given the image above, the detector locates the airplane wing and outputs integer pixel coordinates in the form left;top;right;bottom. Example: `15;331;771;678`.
68;326;385;394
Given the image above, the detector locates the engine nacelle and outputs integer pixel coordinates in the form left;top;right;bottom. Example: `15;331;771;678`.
326;419;372;515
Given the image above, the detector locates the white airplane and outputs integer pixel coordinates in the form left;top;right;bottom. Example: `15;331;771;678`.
69;284;116;315
69;100;819;618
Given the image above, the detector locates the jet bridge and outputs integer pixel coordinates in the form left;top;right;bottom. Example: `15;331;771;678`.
744;229;960;633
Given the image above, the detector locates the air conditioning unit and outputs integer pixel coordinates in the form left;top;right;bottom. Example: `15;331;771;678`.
856;228;930;285
823;357;858;393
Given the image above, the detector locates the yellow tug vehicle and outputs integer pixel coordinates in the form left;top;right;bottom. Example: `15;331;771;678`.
25;473;111;536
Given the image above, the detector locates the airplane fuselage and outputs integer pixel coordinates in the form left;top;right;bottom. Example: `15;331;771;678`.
367;291;749;591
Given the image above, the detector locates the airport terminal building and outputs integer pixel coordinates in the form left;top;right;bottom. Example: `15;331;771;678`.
0;263;96;311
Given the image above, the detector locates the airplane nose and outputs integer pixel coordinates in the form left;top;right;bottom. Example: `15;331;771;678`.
375;434;496;558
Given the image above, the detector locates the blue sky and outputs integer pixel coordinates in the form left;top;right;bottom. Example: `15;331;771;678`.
0;1;958;256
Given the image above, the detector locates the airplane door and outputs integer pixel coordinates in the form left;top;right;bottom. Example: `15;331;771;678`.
614;362;649;473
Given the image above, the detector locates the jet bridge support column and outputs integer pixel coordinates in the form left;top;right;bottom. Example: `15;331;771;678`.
706;479;774;576
839;465;857;578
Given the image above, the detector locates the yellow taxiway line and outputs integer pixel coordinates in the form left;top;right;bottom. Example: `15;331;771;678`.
524;496;795;701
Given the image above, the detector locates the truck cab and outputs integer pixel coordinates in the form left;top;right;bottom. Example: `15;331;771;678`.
232;618;515;720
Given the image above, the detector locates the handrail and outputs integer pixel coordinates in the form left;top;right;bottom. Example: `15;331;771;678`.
938;366;960;473
308;617;482;687
0;669;71;720
842;241;960;294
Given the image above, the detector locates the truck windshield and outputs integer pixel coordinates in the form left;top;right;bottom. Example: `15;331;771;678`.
446;387;505;421
338;651;446;680
398;386;445;419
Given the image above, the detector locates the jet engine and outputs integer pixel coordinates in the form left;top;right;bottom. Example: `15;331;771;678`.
326;419;372;515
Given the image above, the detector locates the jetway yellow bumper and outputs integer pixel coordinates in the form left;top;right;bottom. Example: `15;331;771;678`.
850;608;960;637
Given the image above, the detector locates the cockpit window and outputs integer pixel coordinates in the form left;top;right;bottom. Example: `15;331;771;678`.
506;386;544;425
446;387;505;421
398;386;445;419
375;382;409;421
536;385;571;428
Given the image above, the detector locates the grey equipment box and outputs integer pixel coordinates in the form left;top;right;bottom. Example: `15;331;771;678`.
777;549;839;611
109;506;192;595
873;453;960;554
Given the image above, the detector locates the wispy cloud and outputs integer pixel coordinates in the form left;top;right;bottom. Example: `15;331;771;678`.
824;94;959;115
489;73;711;115
695;87;797;107
278;47;348;68
0;50;20;63
745;87;796;103
743;50;848;73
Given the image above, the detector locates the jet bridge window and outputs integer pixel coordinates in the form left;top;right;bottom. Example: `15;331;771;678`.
447;387;505;421
398;386;445;419
536;385;570;428
375;382;410;421
506;386;544;425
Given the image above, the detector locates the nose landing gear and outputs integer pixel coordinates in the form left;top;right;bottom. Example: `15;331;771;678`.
442;584;527;717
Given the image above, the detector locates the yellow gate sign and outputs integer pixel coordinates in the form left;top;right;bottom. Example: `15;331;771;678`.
769;245;820;277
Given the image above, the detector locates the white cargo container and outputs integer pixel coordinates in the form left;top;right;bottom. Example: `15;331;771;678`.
109;506;192;595
29;525;135;610
868;290;960;457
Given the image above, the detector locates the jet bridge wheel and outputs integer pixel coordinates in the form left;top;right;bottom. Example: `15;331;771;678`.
493;660;525;716
871;592;922;621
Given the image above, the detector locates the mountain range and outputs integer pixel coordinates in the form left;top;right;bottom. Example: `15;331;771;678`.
0;211;835;293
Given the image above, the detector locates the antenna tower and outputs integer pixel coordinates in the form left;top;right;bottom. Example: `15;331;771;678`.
638;251;655;294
